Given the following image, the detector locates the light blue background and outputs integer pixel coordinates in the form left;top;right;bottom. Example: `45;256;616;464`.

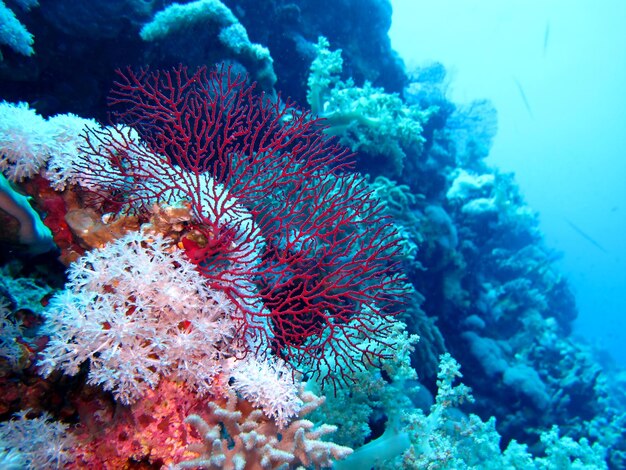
390;0;626;366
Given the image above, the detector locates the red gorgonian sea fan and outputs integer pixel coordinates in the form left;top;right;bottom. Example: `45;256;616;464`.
76;65;407;386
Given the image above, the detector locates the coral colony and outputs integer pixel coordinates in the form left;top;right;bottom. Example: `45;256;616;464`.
76;66;406;387
0;0;623;469
0;65;403;468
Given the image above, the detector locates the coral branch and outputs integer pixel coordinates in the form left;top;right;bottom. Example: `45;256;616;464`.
77;65;407;385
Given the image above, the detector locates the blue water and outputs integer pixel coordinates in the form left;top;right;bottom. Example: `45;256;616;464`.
390;0;626;368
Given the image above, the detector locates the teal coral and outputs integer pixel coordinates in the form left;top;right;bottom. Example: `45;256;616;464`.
307;37;432;176
0;0;37;58
307;318;419;450
390;354;607;469
140;0;276;92
139;0;237;41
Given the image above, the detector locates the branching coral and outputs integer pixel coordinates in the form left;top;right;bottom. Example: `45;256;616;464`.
73;64;407;387
176;388;352;469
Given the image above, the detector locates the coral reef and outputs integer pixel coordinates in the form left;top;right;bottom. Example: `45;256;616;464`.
71;65;407;386
0;1;625;468
0;60;404;468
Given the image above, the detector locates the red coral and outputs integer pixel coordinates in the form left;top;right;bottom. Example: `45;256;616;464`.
78;65;406;386
70;379;209;468
22;175;83;263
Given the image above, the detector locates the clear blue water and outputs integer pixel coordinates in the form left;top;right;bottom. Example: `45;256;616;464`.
390;0;626;367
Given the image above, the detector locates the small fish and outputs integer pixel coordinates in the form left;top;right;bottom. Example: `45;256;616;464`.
543;21;550;57
565;218;608;254
513;77;534;119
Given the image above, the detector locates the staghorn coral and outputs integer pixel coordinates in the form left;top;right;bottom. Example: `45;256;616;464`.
176;388;352;469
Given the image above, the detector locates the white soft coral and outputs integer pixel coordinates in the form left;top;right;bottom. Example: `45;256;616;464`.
43;112;100;190
0;101;50;181
38;231;239;404
0;101;98;185
229;355;304;428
